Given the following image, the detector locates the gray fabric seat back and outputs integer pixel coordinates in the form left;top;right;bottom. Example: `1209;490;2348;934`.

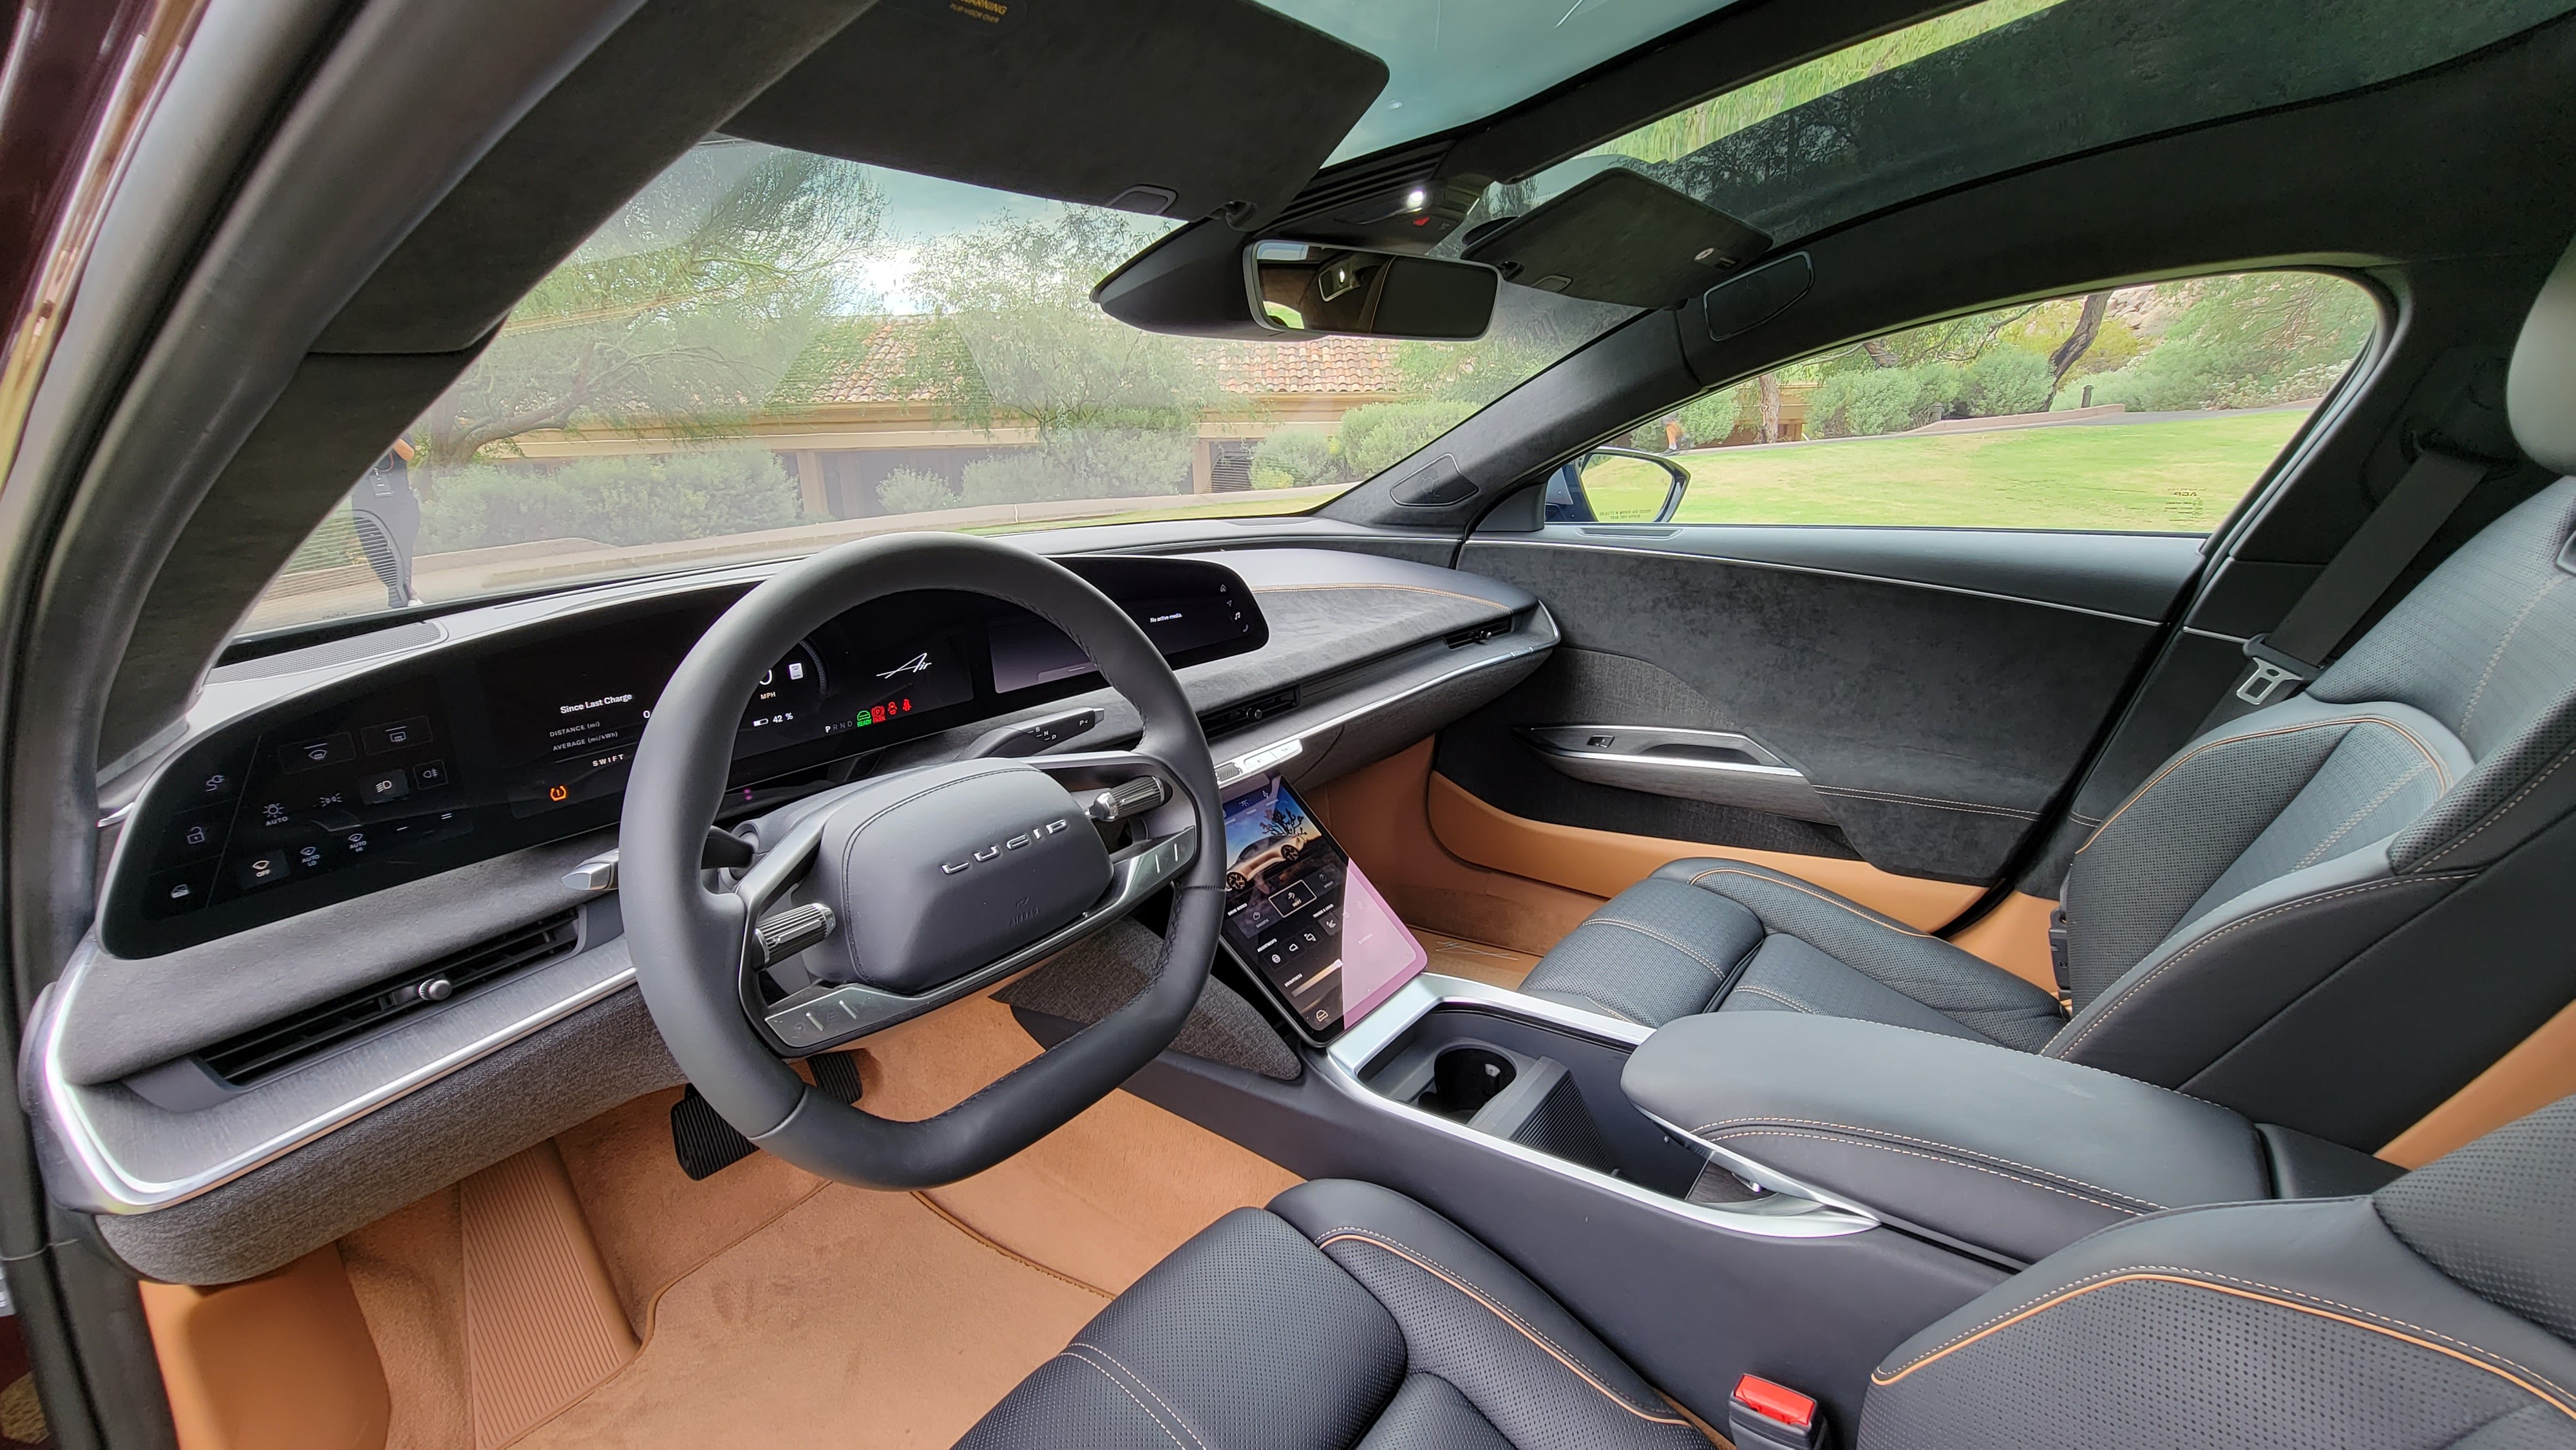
1862;1095;2576;1449
2044;240;2576;1146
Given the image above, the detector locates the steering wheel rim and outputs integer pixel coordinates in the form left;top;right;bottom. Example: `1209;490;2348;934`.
620;532;1224;1190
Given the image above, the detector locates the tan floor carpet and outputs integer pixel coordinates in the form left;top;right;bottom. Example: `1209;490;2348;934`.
351;991;1300;1448
513;1184;1104;1447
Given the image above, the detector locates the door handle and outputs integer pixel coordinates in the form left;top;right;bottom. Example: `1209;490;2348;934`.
1517;725;1834;822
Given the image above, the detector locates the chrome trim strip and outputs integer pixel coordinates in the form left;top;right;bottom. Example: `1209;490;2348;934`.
1517;723;1833;822
1203;610;1553;790
1631;1103;1893;1225
1319;975;1877;1240
24;935;638;1215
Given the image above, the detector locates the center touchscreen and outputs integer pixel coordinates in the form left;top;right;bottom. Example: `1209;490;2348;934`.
1217;773;1426;1042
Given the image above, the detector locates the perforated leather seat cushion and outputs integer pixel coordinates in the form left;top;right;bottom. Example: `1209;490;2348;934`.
1518;858;2063;1049
956;1180;1709;1449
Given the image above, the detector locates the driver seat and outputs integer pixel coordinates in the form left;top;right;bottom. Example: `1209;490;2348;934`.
960;1095;2576;1447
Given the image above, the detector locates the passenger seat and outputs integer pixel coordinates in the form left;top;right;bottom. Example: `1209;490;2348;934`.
1519;237;2576;1148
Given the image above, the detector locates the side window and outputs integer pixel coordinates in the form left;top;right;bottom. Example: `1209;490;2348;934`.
1596;271;2375;531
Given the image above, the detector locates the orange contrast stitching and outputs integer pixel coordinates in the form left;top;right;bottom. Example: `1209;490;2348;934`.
1314;1230;1688;1426
1873;1270;2576;1419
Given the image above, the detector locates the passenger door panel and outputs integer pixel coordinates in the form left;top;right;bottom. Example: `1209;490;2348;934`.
1442;526;2202;887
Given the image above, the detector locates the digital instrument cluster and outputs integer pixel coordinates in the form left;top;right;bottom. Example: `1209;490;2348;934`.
106;556;1264;956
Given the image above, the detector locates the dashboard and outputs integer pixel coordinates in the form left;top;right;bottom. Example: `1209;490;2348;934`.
104;555;1265;956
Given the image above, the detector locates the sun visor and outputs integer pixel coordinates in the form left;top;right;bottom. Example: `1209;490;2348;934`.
721;0;1388;224
1462;168;1769;309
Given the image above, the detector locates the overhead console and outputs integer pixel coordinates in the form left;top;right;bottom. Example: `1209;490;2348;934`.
105;556;1265;956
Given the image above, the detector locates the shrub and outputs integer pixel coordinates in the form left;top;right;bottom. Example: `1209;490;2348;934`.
415;449;797;554
875;468;961;515
959;429;1191;505
1334;400;1476;479
1674;390;1741;447
1956;346;2055;417
1250;429;1338;489
1806;363;1958;438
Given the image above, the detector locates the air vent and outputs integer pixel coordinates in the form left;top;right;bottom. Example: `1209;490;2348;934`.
196;910;581;1086
1199;686;1297;739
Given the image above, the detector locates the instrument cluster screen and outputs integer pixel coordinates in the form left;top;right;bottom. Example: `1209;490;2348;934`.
108;555;1265;956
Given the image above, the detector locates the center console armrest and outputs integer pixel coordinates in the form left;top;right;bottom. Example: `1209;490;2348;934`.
1622;1014;2271;1265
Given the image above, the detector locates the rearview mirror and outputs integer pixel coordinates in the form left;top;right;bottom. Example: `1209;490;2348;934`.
1247;241;1497;341
1544;447;1690;524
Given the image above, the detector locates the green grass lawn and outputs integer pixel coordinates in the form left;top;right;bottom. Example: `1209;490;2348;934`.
1583;408;2310;531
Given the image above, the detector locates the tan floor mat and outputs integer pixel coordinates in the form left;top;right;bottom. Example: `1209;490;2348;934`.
349;991;1300;1448
513;1185;1106;1448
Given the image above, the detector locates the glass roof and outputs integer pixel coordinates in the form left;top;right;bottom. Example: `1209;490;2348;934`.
1457;0;2576;248
1257;0;1738;164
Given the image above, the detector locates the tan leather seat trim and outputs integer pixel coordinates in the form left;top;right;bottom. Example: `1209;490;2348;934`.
1423;771;1981;932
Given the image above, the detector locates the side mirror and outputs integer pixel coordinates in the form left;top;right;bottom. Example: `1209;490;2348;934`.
1544;447;1689;524
1247;241;1497;341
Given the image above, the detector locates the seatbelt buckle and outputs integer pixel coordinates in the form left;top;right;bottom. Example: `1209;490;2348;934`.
1730;1374;1824;1450
2233;632;2319;707
2047;905;2072;1005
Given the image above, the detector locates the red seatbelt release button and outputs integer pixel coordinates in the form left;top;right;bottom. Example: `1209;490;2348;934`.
1729;1374;1823;1450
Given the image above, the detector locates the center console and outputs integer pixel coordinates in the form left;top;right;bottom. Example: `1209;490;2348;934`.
1016;817;2405;1436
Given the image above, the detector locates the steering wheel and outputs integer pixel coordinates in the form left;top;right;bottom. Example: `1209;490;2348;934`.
620;534;1224;1189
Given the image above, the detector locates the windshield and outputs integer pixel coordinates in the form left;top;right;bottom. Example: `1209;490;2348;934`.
249;143;1631;637
1462;0;2576;247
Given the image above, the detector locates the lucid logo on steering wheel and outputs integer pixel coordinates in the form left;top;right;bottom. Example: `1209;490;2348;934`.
939;817;1073;875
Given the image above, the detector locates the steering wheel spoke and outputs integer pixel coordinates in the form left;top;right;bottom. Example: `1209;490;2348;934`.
620;532;1226;1191
754;819;1198;1054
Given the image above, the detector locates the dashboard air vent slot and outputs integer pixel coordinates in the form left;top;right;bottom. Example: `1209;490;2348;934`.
196;910;582;1086
1199;686;1297;739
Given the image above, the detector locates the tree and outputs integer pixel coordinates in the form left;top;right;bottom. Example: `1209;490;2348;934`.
2085;274;2373;411
413;144;884;472
900;208;1218;500
2049;291;2112;389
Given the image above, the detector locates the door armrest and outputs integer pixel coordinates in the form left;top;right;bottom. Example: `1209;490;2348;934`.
1622;1014;2275;1265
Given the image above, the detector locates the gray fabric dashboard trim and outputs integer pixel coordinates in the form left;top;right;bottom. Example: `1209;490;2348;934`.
94;985;679;1285
66;831;611;1083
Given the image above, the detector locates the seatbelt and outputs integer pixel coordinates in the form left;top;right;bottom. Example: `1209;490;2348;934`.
2229;444;2492;708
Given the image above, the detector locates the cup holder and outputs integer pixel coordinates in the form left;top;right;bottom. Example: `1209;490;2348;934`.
1416;1046;1517;1120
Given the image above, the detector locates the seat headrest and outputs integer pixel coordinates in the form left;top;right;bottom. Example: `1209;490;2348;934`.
2510;234;2576;476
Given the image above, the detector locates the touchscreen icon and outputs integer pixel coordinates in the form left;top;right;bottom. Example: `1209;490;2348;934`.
279;732;355;772
548;784;569;802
